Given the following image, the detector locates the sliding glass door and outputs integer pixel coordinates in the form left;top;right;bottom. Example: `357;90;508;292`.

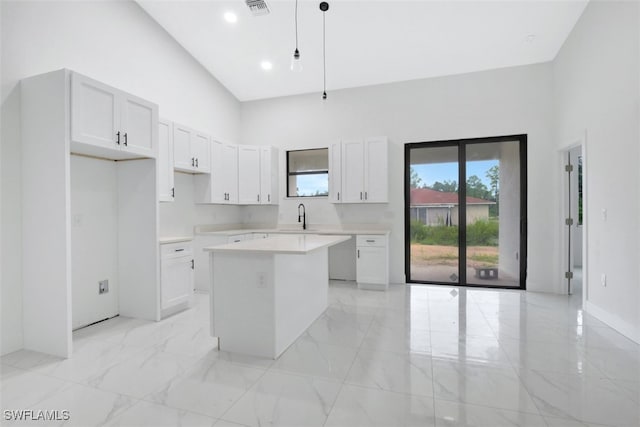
405;135;527;289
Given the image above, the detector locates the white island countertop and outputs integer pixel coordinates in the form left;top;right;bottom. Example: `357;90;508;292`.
204;234;351;255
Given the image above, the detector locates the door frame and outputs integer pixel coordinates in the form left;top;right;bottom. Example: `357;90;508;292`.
559;133;588;305
404;134;528;290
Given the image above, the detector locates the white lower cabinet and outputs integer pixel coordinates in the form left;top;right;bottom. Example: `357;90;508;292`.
160;241;194;314
356;235;389;290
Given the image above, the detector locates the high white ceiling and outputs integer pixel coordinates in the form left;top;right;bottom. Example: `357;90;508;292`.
137;0;588;101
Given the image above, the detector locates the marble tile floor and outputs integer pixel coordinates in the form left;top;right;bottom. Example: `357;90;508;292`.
1;281;638;427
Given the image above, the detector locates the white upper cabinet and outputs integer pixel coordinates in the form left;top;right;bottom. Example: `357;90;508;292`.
158;119;175;202
341;139;366;203
329;141;342;203
260;146;278;204
333;137;388;204
192;132;211;173
173;124;192;170
363;137;389;203
172;124;210;174
71;73;157;160
225;143;239;203
195;139;238;204
120;93;156;157
238;145;261;204
195;143;276;205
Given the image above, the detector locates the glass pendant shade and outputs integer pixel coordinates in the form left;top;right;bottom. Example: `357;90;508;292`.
290;49;303;72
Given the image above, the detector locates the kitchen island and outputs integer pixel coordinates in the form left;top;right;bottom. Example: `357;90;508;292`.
204;234;351;359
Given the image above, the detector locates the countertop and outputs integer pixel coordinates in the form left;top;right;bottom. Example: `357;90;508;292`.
204;234;352;255
195;226;390;237
159;236;193;244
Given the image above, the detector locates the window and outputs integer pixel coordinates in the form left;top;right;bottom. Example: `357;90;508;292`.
287;148;329;197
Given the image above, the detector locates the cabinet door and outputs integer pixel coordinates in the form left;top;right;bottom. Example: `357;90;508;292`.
260;146;277;204
356;246;387;285
71;73;120;150
161;256;193;310
329;141;342;203
341;139;365;203
209;139;227;203
192;132;211;173
364;137;388;203
173;124;193;171
158;120;175;202
238;145;261;204
121;93;157;158
225;144;239;204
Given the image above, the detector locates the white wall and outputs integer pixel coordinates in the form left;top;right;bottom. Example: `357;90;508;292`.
159;172;243;237
70;156;119;330
553;0;640;342
241;64;555;288
0;0;241;355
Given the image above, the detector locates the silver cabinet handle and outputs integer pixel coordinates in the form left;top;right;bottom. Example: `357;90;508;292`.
366;239;375;243
360;192;363;200
175;248;185;252
191;157;195;167
337;192;340;201
365;191;368;200
357;249;360;258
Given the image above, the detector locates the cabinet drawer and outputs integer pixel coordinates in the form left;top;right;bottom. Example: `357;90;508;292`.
356;235;387;247
161;242;193;258
228;234;249;243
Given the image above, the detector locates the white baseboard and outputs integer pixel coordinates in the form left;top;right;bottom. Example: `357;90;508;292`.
585;300;639;344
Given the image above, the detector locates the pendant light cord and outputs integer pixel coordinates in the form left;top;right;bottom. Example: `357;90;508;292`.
294;0;299;50
322;10;327;97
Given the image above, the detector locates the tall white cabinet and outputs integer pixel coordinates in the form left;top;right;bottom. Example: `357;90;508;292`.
331;137;388;204
21;69;160;358
158;119;175;202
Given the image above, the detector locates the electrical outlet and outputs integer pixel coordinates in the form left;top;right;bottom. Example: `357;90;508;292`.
99;279;109;294
257;273;266;288
601;274;607;287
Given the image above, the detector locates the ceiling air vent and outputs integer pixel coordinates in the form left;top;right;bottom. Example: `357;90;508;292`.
246;0;270;16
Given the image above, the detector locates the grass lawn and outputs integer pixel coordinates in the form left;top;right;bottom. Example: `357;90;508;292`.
411;243;498;267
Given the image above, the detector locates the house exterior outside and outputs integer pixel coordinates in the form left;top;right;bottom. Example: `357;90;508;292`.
410;188;495;226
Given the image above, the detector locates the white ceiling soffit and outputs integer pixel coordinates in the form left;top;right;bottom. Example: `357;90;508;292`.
137;0;588;102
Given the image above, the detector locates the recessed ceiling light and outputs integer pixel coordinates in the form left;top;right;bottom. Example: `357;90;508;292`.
224;12;238;23
525;34;536;43
260;61;273;71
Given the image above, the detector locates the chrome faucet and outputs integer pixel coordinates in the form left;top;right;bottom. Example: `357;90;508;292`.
297;203;306;230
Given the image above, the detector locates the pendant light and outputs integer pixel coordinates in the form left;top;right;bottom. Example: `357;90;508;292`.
319;1;329;99
290;0;302;72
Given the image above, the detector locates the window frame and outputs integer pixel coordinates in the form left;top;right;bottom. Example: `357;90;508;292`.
286;148;329;198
